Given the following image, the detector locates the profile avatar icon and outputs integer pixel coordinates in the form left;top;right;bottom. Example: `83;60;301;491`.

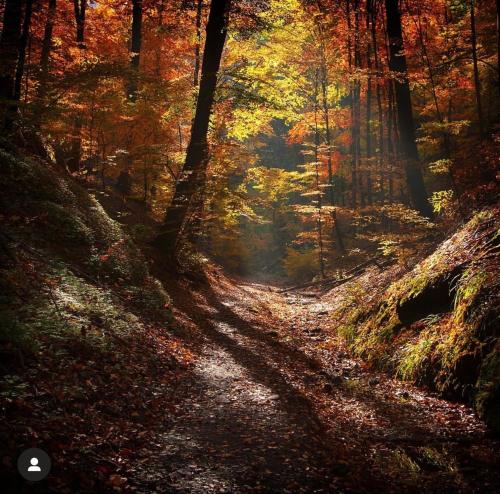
27;457;41;472
18;448;50;480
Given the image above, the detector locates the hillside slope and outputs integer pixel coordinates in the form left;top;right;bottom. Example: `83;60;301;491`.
0;142;192;491
333;208;499;431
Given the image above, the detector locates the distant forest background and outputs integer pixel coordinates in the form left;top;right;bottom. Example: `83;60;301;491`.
0;0;498;280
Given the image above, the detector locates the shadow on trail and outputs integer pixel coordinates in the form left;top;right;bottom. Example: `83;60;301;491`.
168;275;336;446
198;280;434;441
150;273;365;492
151;269;499;493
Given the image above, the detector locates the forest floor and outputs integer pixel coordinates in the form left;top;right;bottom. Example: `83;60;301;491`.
131;269;500;494
2;152;498;494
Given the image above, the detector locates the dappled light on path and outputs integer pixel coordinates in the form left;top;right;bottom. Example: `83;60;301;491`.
134;272;499;493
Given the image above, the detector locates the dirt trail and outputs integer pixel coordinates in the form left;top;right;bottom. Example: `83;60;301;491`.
135;275;499;493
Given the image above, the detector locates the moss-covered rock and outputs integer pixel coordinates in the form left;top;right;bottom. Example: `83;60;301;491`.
338;208;500;432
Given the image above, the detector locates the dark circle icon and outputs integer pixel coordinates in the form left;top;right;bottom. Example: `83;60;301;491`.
17;448;51;481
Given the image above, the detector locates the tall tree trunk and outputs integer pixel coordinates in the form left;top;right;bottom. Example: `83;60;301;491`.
345;0;357;208
384;3;396;205
371;0;385;202
35;0;57;123
70;0;86;172
23;34;31;104
13;0;33;103
412;5;442;120
0;0;24;130
73;0;86;47
385;0;432;217
194;0;203;87
382;6;396;203
365;0;373;205
470;0;484;135
314;70;326;279
320;60;346;254
127;0;143;100
155;0;231;255
354;0;362;207
188;0;206;242
387;81;394;202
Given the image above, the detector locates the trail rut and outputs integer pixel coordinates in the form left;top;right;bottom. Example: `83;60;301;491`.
134;276;499;493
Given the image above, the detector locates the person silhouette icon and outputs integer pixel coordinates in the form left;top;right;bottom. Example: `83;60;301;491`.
18;448;50;480
27;458;41;472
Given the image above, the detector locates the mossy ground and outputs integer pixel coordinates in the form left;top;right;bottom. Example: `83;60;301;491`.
0;143;193;491
334;208;499;431
0;142;174;334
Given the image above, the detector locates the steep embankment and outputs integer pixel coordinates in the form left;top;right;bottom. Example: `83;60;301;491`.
0;142;191;491
333;209;499;432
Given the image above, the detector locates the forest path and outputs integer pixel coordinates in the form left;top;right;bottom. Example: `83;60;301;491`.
135;273;499;493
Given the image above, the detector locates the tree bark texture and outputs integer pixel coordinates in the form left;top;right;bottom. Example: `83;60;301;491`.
0;0;24;130
385;0;432;218
155;0;231;255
